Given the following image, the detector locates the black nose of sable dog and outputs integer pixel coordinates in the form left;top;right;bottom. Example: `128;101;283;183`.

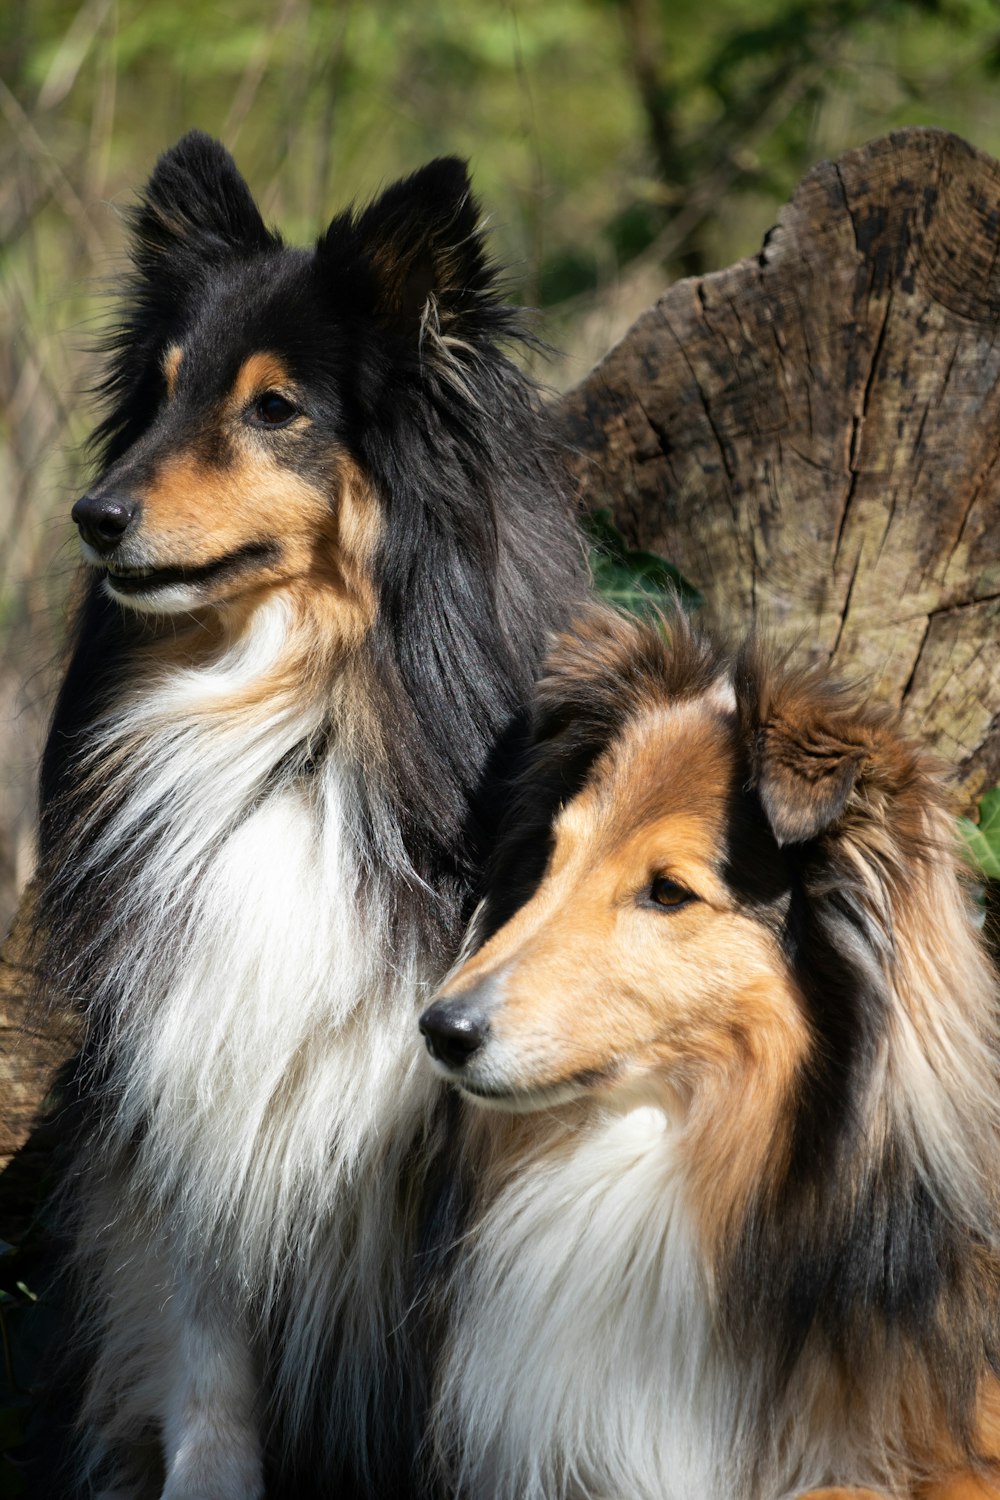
419;1000;489;1069
72;492;138;552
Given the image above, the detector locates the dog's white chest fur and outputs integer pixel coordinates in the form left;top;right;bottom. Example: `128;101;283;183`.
438;1099;887;1500
86;610;437;1274
74;607;443;1480
123;773;435;1275
437;1103;735;1500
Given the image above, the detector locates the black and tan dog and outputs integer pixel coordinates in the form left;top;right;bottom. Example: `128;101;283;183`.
423;606;1000;1500
35;132;584;1498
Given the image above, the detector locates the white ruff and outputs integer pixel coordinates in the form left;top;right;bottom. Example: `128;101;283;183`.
69;597;442;1472
435;1099;873;1500
436;1102;729;1500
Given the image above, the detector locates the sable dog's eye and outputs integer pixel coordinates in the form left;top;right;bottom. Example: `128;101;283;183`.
251;391;298;427
649;877;694;910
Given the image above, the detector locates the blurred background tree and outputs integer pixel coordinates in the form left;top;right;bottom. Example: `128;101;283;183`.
3;0;1000;934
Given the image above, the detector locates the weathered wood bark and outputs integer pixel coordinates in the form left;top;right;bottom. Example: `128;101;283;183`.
2;126;999;1196
559;127;1000;810
0;892;79;1206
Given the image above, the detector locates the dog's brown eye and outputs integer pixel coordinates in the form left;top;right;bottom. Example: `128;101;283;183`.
649;877;694;910
251;391;298;427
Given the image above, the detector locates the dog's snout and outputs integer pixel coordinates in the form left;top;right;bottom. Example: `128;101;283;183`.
419;999;490;1069
72;491;138;552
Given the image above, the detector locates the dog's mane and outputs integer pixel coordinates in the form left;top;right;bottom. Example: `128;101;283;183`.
727;638;1000;1475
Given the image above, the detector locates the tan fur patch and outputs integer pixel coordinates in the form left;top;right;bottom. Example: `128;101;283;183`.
797;1491;890;1498
974;1377;1000;1468
162;344;184;399
127;437;379;620
917;1484;1000;1499
228;352;296;411
121;348;384;629
901;1372;1000;1497
142;449;315;567
117;443;383;747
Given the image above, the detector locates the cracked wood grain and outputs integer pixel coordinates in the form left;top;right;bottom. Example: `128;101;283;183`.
0;889;79;1193
558;126;1000;811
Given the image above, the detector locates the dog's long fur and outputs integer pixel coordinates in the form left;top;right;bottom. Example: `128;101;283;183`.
424;606;1000;1500
33;132;584;1497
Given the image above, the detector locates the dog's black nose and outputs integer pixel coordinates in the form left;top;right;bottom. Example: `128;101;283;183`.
419;1000;489;1069
71;492;138;552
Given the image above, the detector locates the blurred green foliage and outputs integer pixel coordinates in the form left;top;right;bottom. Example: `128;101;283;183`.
586;510;702;615
961;787;1000;882
5;0;1000;312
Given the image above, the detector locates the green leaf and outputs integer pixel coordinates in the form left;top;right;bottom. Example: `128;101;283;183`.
586;510;702;617
959;786;1000;880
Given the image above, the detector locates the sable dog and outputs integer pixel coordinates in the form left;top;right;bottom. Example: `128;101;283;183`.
34;132;583;1498
422;606;1000;1500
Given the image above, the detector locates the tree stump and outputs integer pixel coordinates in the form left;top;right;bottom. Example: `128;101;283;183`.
0;894;79;1227
559;127;1000;810
2;125;1000;1197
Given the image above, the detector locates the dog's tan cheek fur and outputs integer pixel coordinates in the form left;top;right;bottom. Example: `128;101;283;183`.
131;352;382;633
136;446;379;621
682;962;807;1253
121;448;385;760
492;904;801;1083
448;701;807;1162
138;449;319;567
291;457;383;646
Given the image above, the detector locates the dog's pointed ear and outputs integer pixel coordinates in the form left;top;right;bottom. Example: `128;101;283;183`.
319;157;495;342
755;714;866;847
132;131;279;273
738;651;879;847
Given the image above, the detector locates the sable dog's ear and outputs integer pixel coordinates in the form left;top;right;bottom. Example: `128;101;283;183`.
132;130;279;275
755;712;866;846
319;157;495;342
738;651;884;847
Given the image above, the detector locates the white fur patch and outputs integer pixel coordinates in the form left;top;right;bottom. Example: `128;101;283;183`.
435;1101;735;1500
101;574;214;615
434;1093;915;1500
70;597;443;1487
